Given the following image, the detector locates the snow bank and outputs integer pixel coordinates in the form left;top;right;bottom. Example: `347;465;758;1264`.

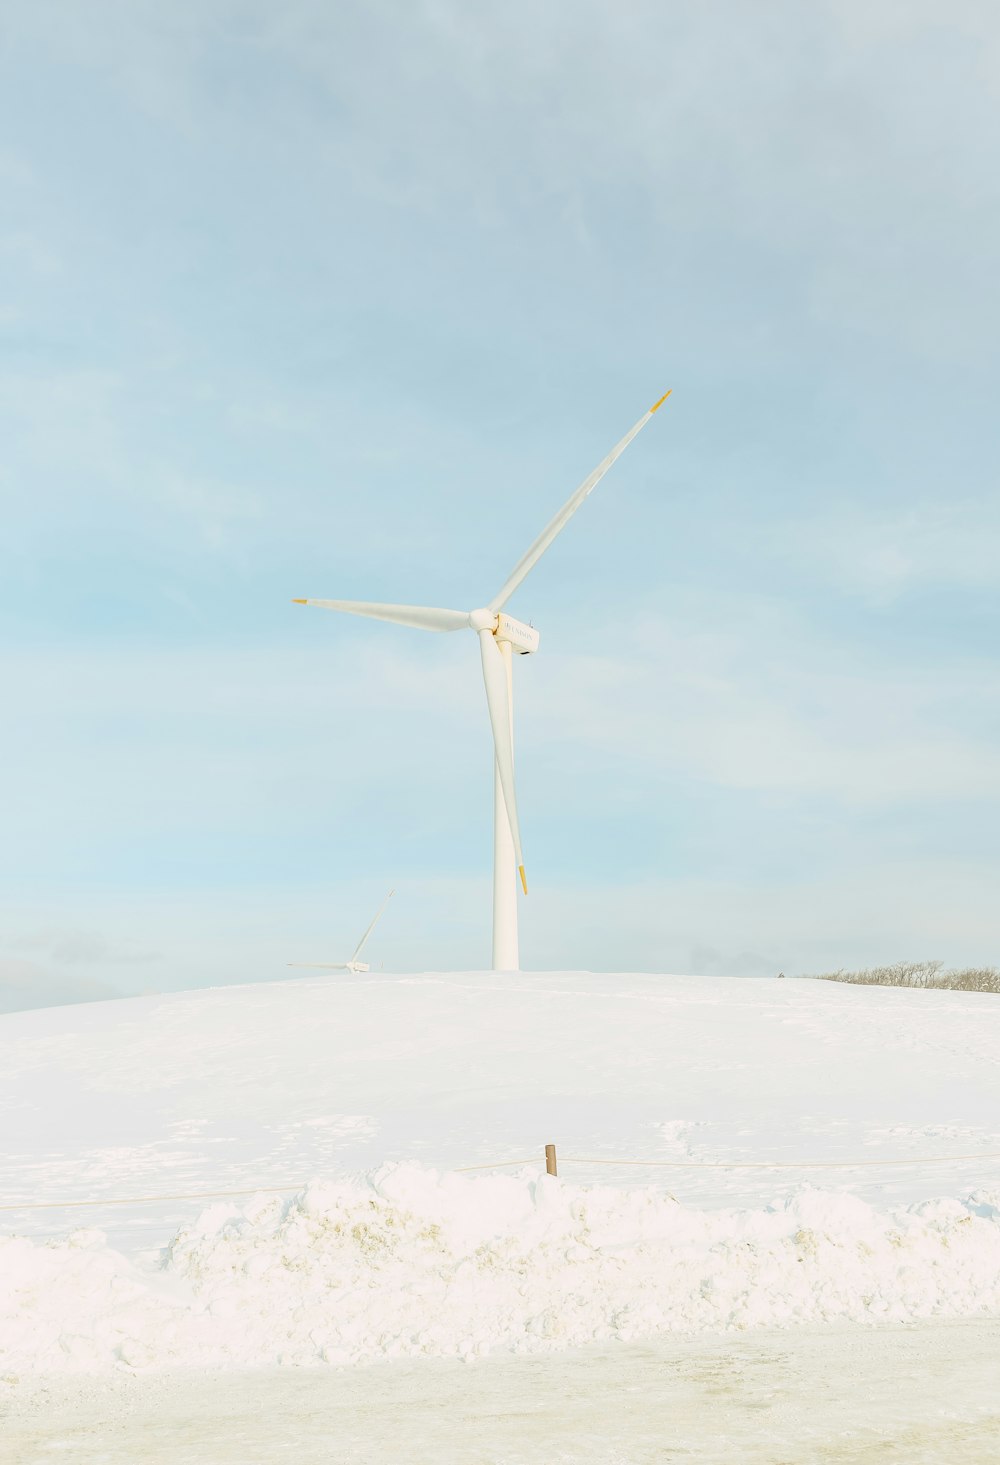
4;1165;1000;1375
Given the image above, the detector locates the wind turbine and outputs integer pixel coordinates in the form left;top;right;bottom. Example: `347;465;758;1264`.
294;392;671;972
288;889;394;974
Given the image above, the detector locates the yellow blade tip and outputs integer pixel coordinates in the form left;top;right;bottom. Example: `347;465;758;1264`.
519;865;528;895
650;389;672;413
292;598;308;604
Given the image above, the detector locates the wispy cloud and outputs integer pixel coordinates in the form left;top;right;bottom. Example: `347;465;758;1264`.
777;502;1000;601
527;598;1000;803
0;959;121;1016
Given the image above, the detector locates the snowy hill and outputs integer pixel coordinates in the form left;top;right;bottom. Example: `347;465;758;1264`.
2;971;999;1372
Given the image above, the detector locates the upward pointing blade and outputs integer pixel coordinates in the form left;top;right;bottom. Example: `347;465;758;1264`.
293;599;471;633
477;629;526;892
488;390;672;613
351;889;395;963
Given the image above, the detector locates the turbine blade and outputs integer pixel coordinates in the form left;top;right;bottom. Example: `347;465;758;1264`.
488;391;672;612
351;889;394;962
478;629;526;890
287;963;350;970
293;599;470;633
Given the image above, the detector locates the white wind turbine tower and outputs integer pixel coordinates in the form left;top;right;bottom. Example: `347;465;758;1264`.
288;889;394;974
295;392;671;972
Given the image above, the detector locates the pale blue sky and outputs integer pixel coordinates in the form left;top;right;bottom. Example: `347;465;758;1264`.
2;1;999;1007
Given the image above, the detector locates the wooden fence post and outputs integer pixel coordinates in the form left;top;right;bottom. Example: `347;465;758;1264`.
545;1143;557;1177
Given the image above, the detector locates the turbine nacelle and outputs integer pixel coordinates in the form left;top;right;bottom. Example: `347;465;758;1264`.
495;613;539;656
468;607;539;654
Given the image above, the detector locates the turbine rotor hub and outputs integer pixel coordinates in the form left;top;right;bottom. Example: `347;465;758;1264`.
469;607;499;632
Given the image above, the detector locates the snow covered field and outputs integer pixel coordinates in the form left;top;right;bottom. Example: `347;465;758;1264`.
2;971;999;1382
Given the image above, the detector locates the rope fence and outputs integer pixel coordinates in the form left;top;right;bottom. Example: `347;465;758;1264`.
0;1183;314;1214
4;1142;1000;1214
546;1152;1000;1171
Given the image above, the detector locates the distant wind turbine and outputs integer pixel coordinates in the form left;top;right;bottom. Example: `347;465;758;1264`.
288;890;394;974
294;393;671;972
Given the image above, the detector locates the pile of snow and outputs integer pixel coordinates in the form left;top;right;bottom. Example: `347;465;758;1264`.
4;971;1000;1376
4;1164;1000;1374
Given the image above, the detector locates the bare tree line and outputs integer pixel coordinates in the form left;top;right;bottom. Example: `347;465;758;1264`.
809;961;1000;994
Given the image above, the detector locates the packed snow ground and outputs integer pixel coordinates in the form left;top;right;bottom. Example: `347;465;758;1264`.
1;972;999;1376
6;1323;1000;1464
